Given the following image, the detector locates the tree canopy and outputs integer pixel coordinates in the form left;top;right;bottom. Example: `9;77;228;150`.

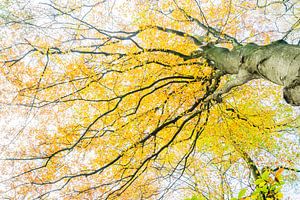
0;0;299;199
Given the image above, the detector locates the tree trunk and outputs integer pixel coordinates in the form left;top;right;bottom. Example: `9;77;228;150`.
203;41;300;106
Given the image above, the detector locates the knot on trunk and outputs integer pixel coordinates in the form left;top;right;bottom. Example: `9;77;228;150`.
283;79;300;106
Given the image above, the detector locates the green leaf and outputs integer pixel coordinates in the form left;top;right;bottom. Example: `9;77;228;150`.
275;185;283;193
261;171;270;180
252;189;260;195
255;179;264;185
259;181;266;187
238;188;247;199
261;185;268;193
184;195;203;200
270;185;276;190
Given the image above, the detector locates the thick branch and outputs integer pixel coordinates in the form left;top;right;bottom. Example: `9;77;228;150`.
203;41;300;105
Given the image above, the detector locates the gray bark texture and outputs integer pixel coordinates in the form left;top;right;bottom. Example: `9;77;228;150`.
203;41;300;106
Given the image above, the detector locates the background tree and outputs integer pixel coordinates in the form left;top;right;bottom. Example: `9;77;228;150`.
0;0;299;199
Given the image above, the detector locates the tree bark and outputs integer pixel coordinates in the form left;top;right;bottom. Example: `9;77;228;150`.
203;41;300;106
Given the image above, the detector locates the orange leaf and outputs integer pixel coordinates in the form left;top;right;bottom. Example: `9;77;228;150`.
275;168;284;178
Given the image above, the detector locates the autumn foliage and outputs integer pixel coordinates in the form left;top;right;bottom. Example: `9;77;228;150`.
0;0;299;199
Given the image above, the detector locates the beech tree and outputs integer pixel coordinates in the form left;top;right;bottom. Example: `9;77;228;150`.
0;0;299;199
